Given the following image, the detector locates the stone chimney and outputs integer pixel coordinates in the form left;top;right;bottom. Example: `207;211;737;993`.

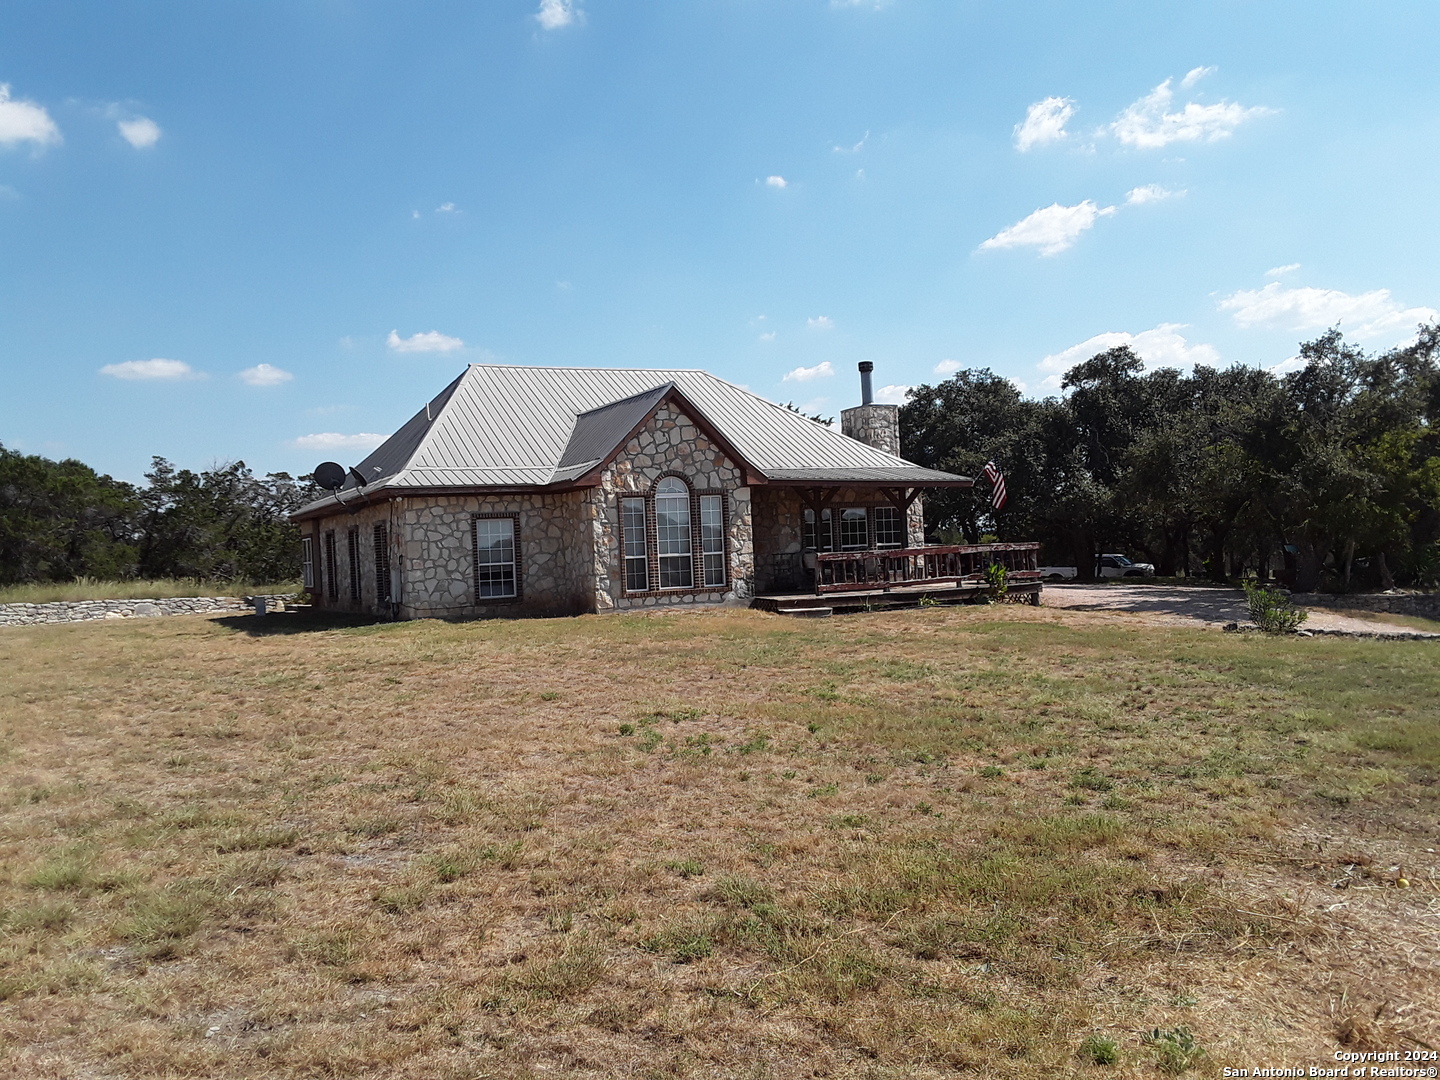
840;362;901;455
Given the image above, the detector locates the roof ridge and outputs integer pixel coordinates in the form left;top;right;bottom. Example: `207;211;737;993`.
467;362;708;373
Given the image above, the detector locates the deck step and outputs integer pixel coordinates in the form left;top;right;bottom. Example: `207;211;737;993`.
775;607;833;618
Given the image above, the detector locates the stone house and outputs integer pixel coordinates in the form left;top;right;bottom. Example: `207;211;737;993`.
291;362;971;618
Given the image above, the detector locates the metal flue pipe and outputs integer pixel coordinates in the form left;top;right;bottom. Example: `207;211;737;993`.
858;361;874;405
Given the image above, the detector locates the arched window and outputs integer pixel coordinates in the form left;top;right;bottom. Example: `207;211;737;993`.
654;476;694;589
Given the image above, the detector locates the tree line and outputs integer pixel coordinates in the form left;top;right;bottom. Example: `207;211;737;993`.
0;450;318;586
901;326;1440;591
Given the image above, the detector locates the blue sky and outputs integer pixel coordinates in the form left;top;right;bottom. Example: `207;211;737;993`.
3;1;1438;482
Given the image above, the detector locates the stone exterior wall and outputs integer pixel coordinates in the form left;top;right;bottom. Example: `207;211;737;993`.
307;493;593;619
302;400;759;619
840;404;901;456
586;402;754;611
750;487;926;594
1292;591;1440;619
0;595;295;628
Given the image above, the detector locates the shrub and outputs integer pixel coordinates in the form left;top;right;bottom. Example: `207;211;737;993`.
1078;1033;1120;1065
983;562;1009;602
1143;1026;1205;1074
1243;580;1307;635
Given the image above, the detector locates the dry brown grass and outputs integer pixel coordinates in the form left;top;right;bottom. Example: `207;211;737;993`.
1;605;1437;1078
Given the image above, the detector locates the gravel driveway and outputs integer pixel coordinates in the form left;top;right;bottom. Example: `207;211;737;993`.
1040;583;1436;637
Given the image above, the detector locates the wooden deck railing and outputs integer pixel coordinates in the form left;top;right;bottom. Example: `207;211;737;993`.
813;542;1042;595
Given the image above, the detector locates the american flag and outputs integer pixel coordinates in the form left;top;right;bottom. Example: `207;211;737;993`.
982;461;1008;510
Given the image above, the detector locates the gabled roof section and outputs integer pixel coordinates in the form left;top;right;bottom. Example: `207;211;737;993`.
550;383;674;484
293;363;969;518
346;371;464;488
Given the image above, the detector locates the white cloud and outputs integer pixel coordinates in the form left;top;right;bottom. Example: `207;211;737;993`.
536;0;582;30
759;331;776;342
1111;78;1272;149
1268;355;1307;376
1181;65;1217;89
387;329;464;353
979;200;1117;257
1038;324;1220;388
99;358;196;381
239;363;293;387
0;84;60;148
436;201;457;212
117;116;161;149
293;432;387;452
1265;263;1300;278
1126;183;1183;205
1218;283;1438;341
933;359;962;376
807;315;834;330
874;384;911;405
1013;97;1074;151
765;175;787;189
783;361;835;383
832;131;869;154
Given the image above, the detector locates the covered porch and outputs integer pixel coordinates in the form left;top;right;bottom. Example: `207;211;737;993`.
748;481;1041;614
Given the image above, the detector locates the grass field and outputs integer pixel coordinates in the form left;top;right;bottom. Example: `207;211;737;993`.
0;578;301;605
1;605;1437;1079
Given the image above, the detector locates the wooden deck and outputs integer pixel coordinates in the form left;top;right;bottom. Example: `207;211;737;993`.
753;577;1043;616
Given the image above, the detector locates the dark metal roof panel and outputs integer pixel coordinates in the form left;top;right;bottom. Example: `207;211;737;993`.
345;372;464;489
553;383;673;477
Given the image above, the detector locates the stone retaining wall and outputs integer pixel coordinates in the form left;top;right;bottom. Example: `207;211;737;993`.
1293;591;1440;619
0;594;297;627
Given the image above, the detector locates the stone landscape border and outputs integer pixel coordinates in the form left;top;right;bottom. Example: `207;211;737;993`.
0;594;301;627
1291;591;1440;620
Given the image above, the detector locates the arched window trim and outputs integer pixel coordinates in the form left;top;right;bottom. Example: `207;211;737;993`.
617;473;730;597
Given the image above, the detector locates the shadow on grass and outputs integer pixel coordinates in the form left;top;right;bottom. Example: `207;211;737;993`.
214;609;392;636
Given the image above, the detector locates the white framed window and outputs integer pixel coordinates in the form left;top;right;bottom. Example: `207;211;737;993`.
700;494;725;587
655;477;694;589
472;516;518;599
622;497;649;592
302;536;314;589
802;508;834;552
873;506;905;548
839;507;869;551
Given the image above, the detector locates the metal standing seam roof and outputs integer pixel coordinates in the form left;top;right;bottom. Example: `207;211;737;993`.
295;364;969;515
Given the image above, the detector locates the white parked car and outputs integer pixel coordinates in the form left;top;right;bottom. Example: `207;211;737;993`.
1039;554;1156;581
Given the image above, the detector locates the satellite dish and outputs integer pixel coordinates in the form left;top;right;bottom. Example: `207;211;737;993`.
313;461;346;490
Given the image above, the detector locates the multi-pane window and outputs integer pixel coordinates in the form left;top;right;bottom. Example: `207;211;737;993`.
802;508;833;552
655;477;694;589
472;517;518;599
622;497;649;592
347;528;362;601
373;523;391;601
873;506;905;548
700;495;725;587
839;508;869;550
323;531;338;600
302;536;314;589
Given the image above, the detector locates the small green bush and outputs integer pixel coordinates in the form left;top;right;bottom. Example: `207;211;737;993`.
1143;1026;1205;1074
1243;580;1308;635
983;562;1009;603
1078;1033;1120;1065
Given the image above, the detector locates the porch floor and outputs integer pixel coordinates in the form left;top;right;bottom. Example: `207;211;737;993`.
752;579;1042;615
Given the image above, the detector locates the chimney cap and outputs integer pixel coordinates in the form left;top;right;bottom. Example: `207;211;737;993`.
858;361;874;373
